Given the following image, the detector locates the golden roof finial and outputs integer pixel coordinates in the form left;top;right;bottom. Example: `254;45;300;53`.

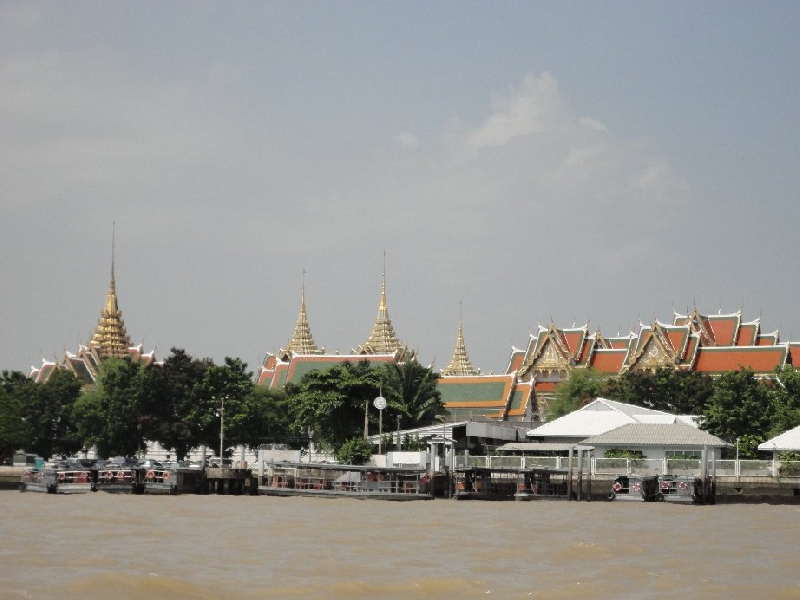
442;302;478;376
282;270;320;356
355;252;403;354
89;223;132;359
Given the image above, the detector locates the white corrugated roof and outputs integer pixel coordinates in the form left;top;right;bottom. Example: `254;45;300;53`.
529;410;634;438
758;425;800;451
527;398;675;438
583;423;728;448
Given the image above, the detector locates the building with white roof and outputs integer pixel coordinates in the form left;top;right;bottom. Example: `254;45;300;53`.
526;397;696;444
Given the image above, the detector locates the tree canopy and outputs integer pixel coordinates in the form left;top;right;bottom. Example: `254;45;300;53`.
285;358;446;454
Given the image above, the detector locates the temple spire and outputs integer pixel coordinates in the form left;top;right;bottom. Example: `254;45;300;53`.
282;270;320;356
442;302;478;376
89;223;132;358
355;253;403;354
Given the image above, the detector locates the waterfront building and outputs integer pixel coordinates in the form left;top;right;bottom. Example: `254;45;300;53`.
29;232;155;385
511;308;799;414
257;265;413;389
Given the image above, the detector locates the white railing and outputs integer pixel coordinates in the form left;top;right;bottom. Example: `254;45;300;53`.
453;455;800;479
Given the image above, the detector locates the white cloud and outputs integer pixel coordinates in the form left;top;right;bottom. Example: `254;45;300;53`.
464;72;564;153
393;131;419;147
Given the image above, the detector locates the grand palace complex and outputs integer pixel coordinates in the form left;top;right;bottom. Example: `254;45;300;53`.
31;252;800;423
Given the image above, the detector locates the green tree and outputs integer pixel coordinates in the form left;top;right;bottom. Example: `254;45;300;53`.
381;359;446;428
138;348;212;461
286;360;382;452
190;357;255;457
546;368;608;419
701;368;771;457
3;369;82;459
604;367;713;415
335;436;372;464
0;385;29;462
225;385;291;450
86;358;146;457
766;366;800;438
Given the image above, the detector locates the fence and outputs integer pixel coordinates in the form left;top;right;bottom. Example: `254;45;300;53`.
453;454;800;479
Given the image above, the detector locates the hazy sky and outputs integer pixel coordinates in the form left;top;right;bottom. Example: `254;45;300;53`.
3;2;799;377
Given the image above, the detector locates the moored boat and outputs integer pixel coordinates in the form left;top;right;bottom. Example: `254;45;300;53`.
606;474;661;502
139;465;178;494
20;464;94;494
454;466;572;501
259;462;431;500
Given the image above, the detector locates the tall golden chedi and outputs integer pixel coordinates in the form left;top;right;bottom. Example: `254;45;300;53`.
88;228;132;358
279;272;323;360
354;256;406;355
441;305;479;376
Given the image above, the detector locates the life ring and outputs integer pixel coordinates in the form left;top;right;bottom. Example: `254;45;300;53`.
162;471;170;481
612;481;622;493
633;482;641;491
146;470;155;480
105;471;114;481
366;472;375;482
118;471;127;480
679;481;688;490
661;480;670;491
79;472;89;483
58;472;65;482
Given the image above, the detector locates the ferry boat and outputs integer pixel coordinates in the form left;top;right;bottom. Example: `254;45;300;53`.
606;474;661;502
19;464;94;494
139;463;178;494
656;475;697;503
95;466;138;494
454;466;571;501
259;462;431;500
607;474;713;503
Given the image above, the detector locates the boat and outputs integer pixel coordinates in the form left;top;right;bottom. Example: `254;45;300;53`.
454;466;571;501
606;474;661;502
138;461;178;494
19;463;94;494
95;463;138;494
607;474;715;504
657;475;697;503
259;462;432;500
513;467;572;501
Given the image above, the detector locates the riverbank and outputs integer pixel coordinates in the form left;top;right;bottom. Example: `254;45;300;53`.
5;465;800;503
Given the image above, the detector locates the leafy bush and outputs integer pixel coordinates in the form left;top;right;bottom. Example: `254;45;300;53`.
335;437;372;465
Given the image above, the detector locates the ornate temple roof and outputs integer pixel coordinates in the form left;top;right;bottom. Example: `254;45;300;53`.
279;275;322;359
354;259;405;355
88;229;131;359
441;308;479;376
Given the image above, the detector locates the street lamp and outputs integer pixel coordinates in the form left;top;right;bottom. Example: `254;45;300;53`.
374;389;386;454
216;397;225;460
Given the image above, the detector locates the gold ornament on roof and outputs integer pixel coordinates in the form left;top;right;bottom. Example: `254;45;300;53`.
442;304;478;376
88;224;132;359
355;254;404;355
281;271;321;357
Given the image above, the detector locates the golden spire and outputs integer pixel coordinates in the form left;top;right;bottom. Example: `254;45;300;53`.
355;253;403;354
282;270;320;356
442;303;478;376
89;223;132;359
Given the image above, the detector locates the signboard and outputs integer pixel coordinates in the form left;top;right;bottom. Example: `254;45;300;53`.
373;396;387;410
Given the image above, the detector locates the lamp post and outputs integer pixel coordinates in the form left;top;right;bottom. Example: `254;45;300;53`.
374;390;386;454
217;397;225;460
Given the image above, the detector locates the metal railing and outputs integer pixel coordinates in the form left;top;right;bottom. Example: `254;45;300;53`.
453;454;800;479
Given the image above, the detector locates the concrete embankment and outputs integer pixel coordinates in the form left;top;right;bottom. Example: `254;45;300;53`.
0;467;25;490
580;475;800;504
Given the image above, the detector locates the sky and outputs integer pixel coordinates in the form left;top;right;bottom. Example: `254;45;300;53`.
2;2;799;378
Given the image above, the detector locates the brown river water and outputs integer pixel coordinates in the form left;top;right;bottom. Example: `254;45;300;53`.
1;492;798;599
